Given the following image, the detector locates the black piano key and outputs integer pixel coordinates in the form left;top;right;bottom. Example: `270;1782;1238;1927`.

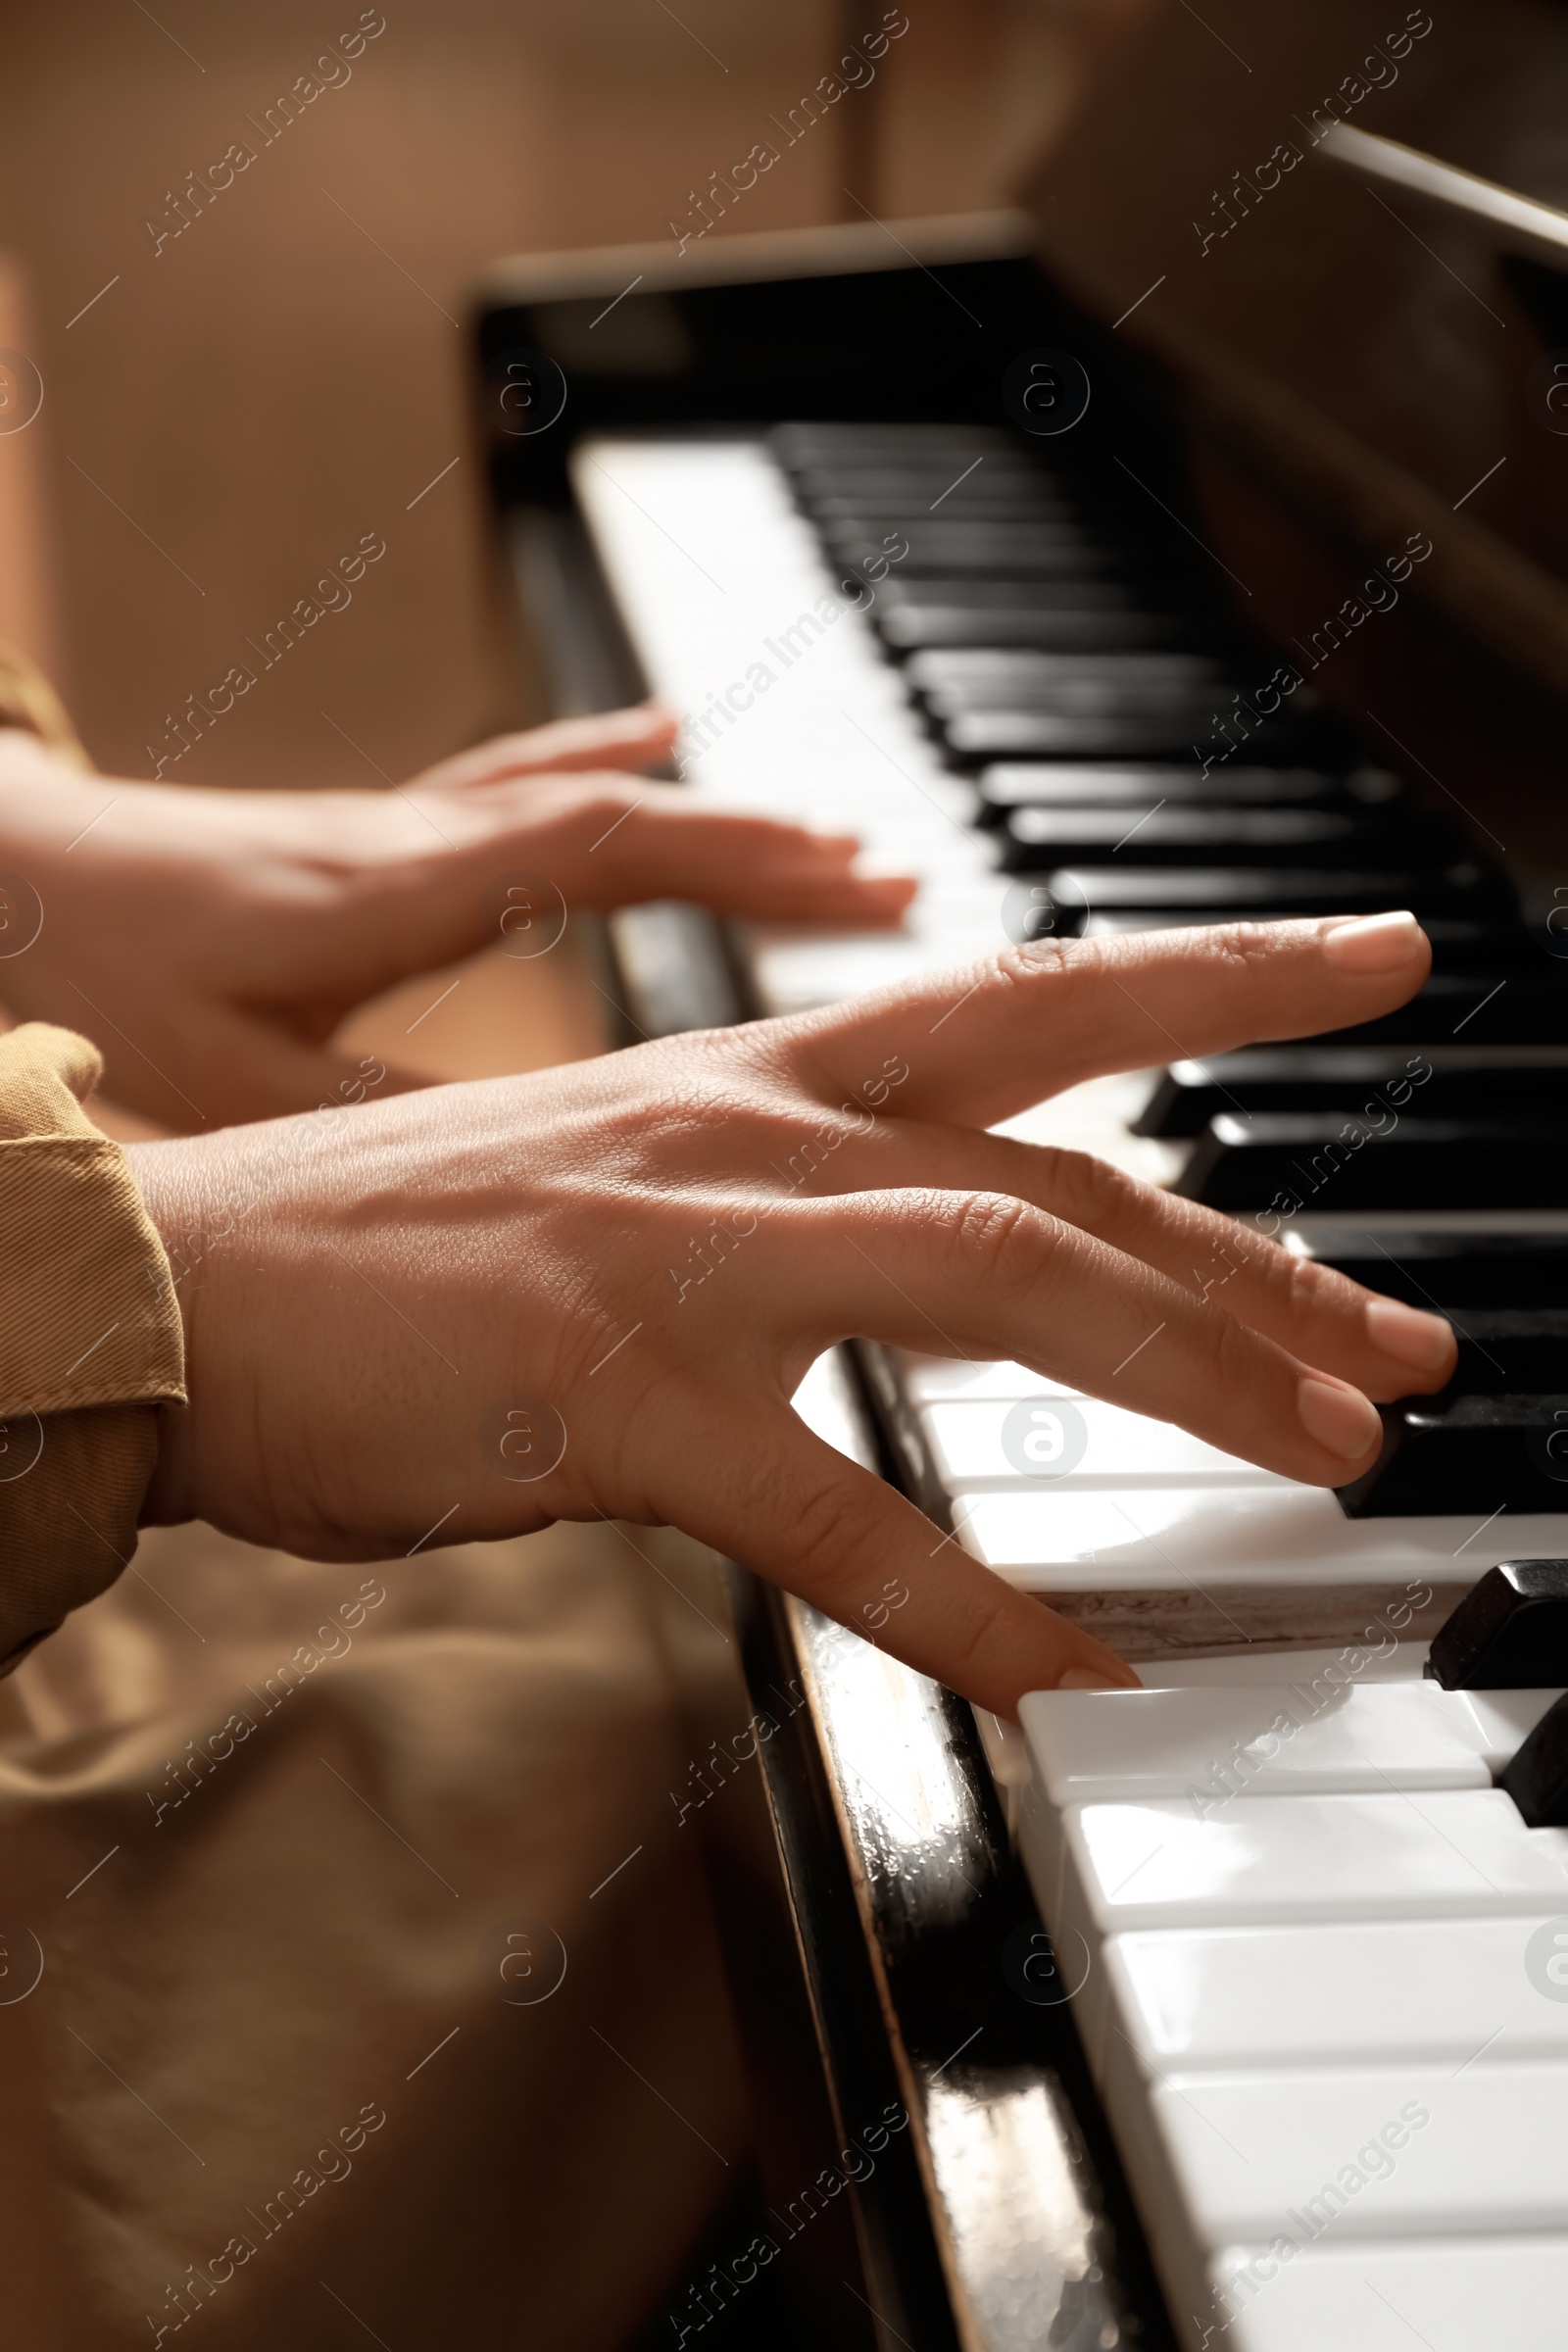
1339;1396;1568;1516
1029;864;1513;923
824;528;1126;580
951;707;1322;760
781;466;1082;508
1380;1315;1568;1388
771;421;1021;458
808;495;1078;526
780;451;1035;481
942;704;1234;748
979;763;1353;814
907;648;1229;691
822;516;1102;551
1436;1316;1568;1394
1320;972;1568;1046
873;580;1231;651
878;602;1206;652
788;456;1063;479
923;666;1224;707
1426;1559;1568;1688
1002;806;1451;869
1135;1049;1568;1137
1501;1693;1568;1825
883;571;1142;602
1177;1114;1568;1211
1418;919;1544;974
878;577;1140;613
932;680;1240;719
1302;1236;1568;1312
809;484;1077;510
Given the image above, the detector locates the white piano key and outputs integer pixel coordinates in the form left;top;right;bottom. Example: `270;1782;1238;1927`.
1135;1642;1431;1687
1106;1911;1568;2078
992;1072;1190;1188
1453;1686;1568;1772
891;1353;1079;1405
1122;1666;1561;1766
1021;1714;1539;2059
748;931;986;1012
1062;1789;1568;1939
956;1483;1568;1591
1207;2236;1568;2352
926;1398;1282;1488
1147;2063;1568;2244
789;1349;880;1472
1049;1650;1436;1907
1018;1683;1494;1811
971;1706;1035;1794
742;883;1013;999
574;436;1016;1010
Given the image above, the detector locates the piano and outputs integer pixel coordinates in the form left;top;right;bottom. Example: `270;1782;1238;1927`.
473;9;1568;2342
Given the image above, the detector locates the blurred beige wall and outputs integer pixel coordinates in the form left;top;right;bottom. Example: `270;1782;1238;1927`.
0;0;1095;792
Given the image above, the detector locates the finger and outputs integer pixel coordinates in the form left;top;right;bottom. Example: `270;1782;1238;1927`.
573;797;917;924
280;783;918;1004
757;1191;1387;1490
860;1123;1456;1400
780;915;1432;1130
661;1400;1139;1717
410;704;679;792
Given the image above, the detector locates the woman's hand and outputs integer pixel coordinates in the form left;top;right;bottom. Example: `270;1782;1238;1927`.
0;704;914;1128
126;915;1456;1717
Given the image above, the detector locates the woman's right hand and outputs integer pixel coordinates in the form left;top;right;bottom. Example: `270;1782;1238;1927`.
126;914;1456;1718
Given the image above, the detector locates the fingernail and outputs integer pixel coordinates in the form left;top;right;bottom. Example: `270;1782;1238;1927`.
1056;1666;1130;1690
1365;1297;1455;1373
1320;910;1423;971
1298;1375;1384;1460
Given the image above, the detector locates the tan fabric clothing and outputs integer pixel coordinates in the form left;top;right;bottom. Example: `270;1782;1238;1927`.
0;712;751;2342
0;1515;750;2348
0;1023;186;1670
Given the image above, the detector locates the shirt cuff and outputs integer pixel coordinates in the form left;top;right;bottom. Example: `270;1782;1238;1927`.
0;1024;186;1669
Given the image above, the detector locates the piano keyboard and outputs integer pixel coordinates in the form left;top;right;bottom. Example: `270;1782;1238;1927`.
1012;1649;1568;2351
573;419;1568;2350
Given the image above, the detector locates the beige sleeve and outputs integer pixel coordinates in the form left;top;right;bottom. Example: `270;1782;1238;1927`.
0;1023;186;1671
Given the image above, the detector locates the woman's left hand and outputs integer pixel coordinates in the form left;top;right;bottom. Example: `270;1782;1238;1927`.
0;702;914;1127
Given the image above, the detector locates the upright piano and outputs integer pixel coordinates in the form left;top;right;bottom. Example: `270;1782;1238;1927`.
473;5;1568;2342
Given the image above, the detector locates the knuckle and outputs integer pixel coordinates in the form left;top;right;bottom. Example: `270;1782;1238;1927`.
1210;1298;1263;1393
1273;1243;1360;1324
1041;1145;1139;1231
949;1189;1052;1282
992;919;1298;1011
1203;920;1300;980
995;938;1073;993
